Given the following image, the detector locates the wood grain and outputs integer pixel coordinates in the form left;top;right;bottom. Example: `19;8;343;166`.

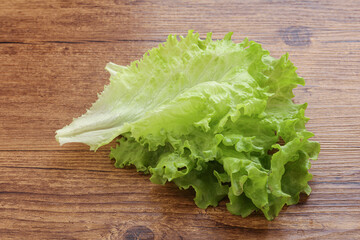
1;0;360;239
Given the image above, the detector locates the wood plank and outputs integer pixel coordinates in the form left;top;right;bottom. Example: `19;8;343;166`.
1;42;359;150
0;151;359;239
0;0;360;44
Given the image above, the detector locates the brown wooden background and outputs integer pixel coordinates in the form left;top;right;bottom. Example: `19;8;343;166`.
1;0;360;239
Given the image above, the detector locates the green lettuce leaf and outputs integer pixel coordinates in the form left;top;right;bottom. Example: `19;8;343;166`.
56;30;320;220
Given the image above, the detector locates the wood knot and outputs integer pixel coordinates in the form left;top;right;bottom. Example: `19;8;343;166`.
123;226;154;240
281;26;312;46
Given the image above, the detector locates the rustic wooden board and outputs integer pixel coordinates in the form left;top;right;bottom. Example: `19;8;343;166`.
1;0;360;239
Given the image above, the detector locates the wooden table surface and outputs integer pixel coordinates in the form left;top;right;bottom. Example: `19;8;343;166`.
1;0;360;239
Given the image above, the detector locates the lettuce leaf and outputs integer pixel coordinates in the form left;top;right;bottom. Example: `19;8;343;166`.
56;30;320;220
